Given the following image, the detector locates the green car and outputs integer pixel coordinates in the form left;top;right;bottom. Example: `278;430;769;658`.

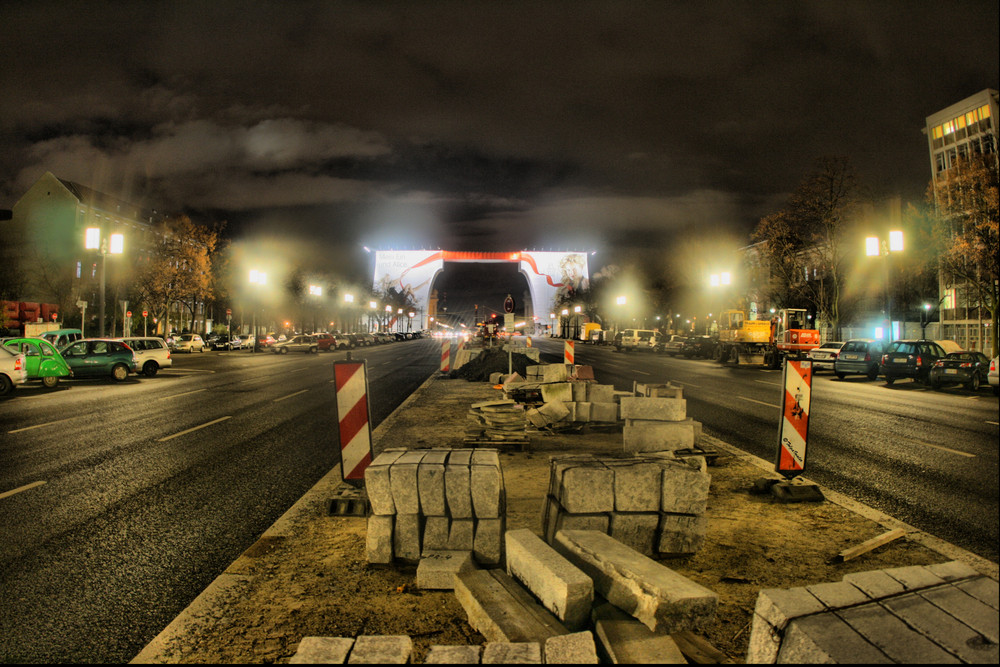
59;338;139;381
1;337;72;388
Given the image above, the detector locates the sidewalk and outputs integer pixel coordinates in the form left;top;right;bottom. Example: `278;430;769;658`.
133;374;997;664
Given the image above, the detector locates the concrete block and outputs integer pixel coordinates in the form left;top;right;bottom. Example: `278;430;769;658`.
393;513;422;562
547;511;610;545
389;451;425;514
554;530;718;633
543;631;599;664
365;515;393;565
590;402;618;422
422;515;450;552
424;645;482;664
481;642;541;664
543;364;573;382
657;513;707;554
416;550;476;590
592;602;686;664
609;512;659;556
746;587;826;664
553;459;614;513
445;450;474;518
290;637;355;664
659;460;711;515
346;635;413;664
619;396;687;421
636;383;682;398
471;451;503;518
541;382;573;403
606;461;661;512
505;528;594;630
474;517;504;566
563;402;577;422
837;601;957;663
777;613;892;664
586;384;614;403
883;564;946;590
454;569;569;644
919;583;999;643
623;420;695;453
924;560;980;582
448;518;475;551
418;450;449;516
843;570;907;598
537;400;571;424
956;576;1000;610
571;382;588;401
575;401;592;422
364;451;405;515
806;581;872;608
489;372;504;385
883;589;999;663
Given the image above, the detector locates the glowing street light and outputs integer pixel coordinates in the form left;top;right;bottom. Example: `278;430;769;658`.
248;269;266;352
865;230;904;336
85;227;124;337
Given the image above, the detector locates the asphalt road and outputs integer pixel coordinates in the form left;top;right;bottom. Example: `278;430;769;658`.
529;337;1000;564
0;338;440;664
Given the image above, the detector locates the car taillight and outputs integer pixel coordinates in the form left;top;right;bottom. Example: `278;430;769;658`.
934;360;944;367
14;357;23;371
881;354;888;364
864;352;871;362
960;362;972;368
916;356;922;366
166;352;171;359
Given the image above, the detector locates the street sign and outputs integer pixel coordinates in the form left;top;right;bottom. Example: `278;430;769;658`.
142;310;148;317
76;300;87;309
504;294;514;313
126;311;132;318
775;359;812;478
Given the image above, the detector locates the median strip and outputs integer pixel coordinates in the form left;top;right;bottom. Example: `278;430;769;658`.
158;416;232;442
0;480;46;501
273;389;309;403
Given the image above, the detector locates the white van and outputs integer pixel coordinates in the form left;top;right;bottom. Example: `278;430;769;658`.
616;329;659;351
116;337;172;376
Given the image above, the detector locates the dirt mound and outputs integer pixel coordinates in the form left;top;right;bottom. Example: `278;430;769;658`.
450;347;536;382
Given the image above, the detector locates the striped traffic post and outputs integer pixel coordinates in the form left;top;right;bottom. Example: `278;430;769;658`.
440;339;451;372
334;360;374;485
564;340;575;365
775;359;812;478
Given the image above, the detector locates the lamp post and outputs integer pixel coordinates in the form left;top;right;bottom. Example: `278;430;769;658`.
865;230;903;339
85;228;124;337
249;269;266;352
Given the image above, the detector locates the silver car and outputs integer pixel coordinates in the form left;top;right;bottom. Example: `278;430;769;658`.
116;337;173;376
270;335;318;354
173;333;207;353
0;345;28;396
807;341;845;372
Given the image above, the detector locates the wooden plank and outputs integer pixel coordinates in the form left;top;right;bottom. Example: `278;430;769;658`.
830;528;907;564
672;630;734;664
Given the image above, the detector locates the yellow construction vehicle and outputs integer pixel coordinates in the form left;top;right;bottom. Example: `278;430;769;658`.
714;308;820;367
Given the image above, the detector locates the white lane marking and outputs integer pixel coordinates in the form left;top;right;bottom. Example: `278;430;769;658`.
159;388;207;400
754;380;781;386
739;396;781;409
987;421;998;426
273;389;309;403
671;380;702;388
0;480;46;501
158;416;232;442
634;370;651;375
161;368;215;374
8;417;78;434
901;438;976;458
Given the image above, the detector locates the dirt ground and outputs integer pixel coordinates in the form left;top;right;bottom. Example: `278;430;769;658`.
135;378;964;664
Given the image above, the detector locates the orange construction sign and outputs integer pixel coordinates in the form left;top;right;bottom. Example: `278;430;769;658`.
775;359;812;478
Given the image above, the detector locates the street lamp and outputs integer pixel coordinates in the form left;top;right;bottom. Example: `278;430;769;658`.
249;269;266;352
865;230;903;338
85;228;124;337
708;271;731;336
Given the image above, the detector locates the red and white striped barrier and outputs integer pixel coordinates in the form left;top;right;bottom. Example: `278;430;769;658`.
440;339;451;372
564;340;575;365
334;361;373;483
775;359;812;477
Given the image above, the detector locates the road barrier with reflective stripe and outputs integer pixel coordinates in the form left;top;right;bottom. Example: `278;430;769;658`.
334;361;373;484
775;359;812;478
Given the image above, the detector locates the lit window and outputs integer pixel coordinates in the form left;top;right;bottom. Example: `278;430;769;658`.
943;120;953;135
932;125;943;139
957;114;966;129
966;111;976;127
981;104;991;119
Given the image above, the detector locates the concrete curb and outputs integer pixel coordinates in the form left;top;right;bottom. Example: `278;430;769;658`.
131;372;440;663
700;434;999;581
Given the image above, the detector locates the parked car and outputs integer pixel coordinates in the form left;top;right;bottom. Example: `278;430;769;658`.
38;328;83;349
879;339;948;385
310;333;335;352
116;336;172;377
173;333;207;353
659;335;688;356
2;337;72;387
59;338;139;381
989;355;999;396
236;334;254;349
331;334;353;350
0;345;28;396
807;341;845;372
254;334;276;349
833;339;884;380
208;334;240;350
616;329;659;351
271;335;319;354
681;335;717;358
346;334;367;347
929;351;991;391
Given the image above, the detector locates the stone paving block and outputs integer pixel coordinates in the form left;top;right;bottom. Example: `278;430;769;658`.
919;584;999;643
883;589;999;663
445;450;473;518
346;635;413;664
592;601;686;664
554;529;718;633
746;586;827;664
474;517;504;566
389;451;425;514
448;518;475;551
422;515;450;552
586;384;614;402
619;396;687;421
543;631;598;664
290;636;355;664
636;382;682;398
365;515;393;565
806;580;872;608
546;511;610;545
553;459;614;513
393;513;422;562
837;602;958;663
505;528;594;630
884;564;947;590
659;460;711;515
454;569;568;644
590;402;618;422
571;382;588;401
623;420;695;453
606;460;661;512
364;451;405;515
842;570;907;598
924;560;980;582
424;644;482;663
418;450;449;516
657;513;707;554
777;613;893;664
746;611;782;664
481;641;541;664
574;401;592;422
608;512;659;556
417;550;476;590
956;576;1000;610
541;382;573;403
471;470;503;519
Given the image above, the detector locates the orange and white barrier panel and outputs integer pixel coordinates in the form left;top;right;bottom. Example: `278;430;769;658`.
775;359;812;477
440;339;451;372
334;361;374;483
564;340;575;365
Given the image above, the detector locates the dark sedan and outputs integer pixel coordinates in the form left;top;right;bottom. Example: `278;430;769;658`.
879;339;947;385
929;351;991;391
834;339;884;380
681;335;716;358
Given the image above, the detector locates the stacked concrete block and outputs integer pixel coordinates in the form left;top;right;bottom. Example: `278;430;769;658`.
543;631;599;664
505;528;594;630
481;642;542;664
452;347;482;370
515;363;617;427
621;393;703;454
364;448;505;569
747;561;998;664
542;454;711;556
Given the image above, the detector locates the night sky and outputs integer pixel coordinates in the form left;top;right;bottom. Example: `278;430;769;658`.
2;1;998;299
